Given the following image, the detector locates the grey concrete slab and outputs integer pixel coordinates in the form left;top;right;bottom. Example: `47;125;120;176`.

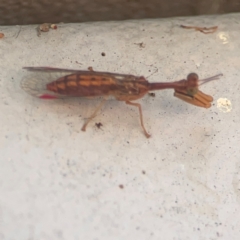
0;13;239;240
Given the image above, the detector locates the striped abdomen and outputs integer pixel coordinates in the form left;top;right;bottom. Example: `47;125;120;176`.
47;73;119;97
47;73;150;99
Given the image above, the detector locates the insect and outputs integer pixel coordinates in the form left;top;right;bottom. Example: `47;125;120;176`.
21;67;222;138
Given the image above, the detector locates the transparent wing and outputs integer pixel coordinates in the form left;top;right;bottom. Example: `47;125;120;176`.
23;66;133;77
21;67;81;99
23;66;83;73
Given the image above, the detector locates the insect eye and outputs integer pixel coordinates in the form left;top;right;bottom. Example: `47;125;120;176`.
187;73;198;81
187;73;199;87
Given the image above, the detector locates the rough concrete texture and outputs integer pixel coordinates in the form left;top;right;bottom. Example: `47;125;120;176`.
0;13;239;240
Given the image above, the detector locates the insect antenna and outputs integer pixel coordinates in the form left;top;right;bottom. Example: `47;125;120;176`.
198;73;223;86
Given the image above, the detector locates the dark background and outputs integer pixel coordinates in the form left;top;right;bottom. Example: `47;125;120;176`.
0;0;239;25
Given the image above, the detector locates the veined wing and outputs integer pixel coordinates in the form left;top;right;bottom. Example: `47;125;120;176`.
21;67;139;99
23;66;136;78
21;67;81;99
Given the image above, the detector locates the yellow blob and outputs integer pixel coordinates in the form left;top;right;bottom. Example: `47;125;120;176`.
217;98;232;113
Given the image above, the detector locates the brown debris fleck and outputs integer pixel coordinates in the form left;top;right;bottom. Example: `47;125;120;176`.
95;122;103;129
37;23;57;37
134;42;146;48
88;66;94;72
148;92;155;97
180;25;218;34
50;24;57;30
0;33;4;39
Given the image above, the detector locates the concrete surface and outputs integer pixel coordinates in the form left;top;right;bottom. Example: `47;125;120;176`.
0;13;239;240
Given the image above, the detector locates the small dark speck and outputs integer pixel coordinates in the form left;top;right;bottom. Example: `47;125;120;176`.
142;170;146;174
127;141;129;144
119;184;124;189
101;52;106;56
95;122;103;129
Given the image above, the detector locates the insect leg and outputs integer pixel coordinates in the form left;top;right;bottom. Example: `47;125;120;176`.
81;97;108;132
125;101;151;138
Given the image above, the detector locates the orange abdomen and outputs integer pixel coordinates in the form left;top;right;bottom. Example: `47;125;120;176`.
47;73;118;97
